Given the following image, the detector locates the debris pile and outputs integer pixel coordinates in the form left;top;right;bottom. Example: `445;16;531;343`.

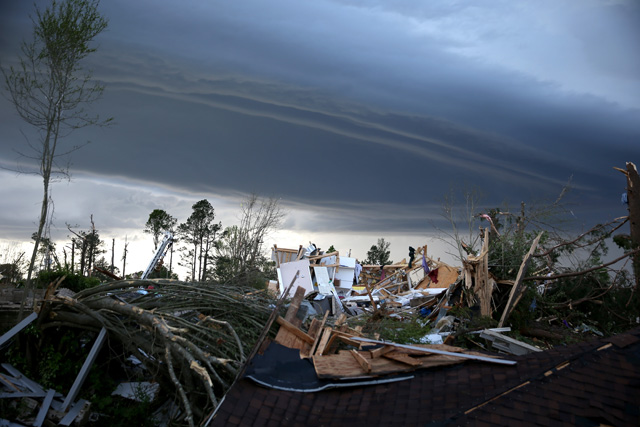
0;228;626;426
271;243;460;321
250;283;515;394
0;278;276;426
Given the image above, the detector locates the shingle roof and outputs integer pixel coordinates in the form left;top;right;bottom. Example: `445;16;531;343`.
210;327;640;426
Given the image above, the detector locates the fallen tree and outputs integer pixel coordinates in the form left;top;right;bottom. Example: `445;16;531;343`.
27;279;277;426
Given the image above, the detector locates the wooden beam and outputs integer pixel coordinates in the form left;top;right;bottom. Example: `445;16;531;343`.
284;285;306;325
349;350;371;373
369;345;394;359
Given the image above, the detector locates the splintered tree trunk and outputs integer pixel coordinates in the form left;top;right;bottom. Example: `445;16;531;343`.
625;162;640;289
111;238;115;273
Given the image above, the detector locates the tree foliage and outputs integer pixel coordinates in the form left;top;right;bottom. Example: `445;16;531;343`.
364;238;392;265
144;209;177;250
177;200;221;282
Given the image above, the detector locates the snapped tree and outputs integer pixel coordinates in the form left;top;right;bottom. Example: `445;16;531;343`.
1;0;110;304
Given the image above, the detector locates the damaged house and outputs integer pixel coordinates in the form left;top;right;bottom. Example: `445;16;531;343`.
1;218;639;426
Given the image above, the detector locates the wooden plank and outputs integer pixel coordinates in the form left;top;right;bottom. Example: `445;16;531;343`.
274;285;307;351
363;280;378;314
275;316;314;345
307;311;330;357
369;345;394;359
314;327;333;356
321;333;340;355
350;350;371;373
498;232;543;327
383;351;422;367
284;286;306;325
274;328;307;352
307;318;322;339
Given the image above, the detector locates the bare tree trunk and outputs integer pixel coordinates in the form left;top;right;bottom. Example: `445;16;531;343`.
122;240;128;278
169;245;173;278
23;182;49;314
80;240;87;275
71;240;75;274
111;238;115;273
192;243;197;282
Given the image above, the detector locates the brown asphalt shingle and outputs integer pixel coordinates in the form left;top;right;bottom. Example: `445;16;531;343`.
211;327;640;426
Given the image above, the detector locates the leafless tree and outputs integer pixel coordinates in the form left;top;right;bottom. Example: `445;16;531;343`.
215;194;286;282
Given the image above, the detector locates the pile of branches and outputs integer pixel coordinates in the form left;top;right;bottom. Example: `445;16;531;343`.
40;278;277;426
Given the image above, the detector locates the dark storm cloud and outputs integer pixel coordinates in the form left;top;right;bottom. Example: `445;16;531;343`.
1;0;639;242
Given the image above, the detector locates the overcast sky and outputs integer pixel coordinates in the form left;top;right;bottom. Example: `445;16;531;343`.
1;0;639;276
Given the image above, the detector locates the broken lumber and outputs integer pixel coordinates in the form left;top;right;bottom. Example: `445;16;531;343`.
350;337;516;365
349;350;372;373
498;232;543;327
